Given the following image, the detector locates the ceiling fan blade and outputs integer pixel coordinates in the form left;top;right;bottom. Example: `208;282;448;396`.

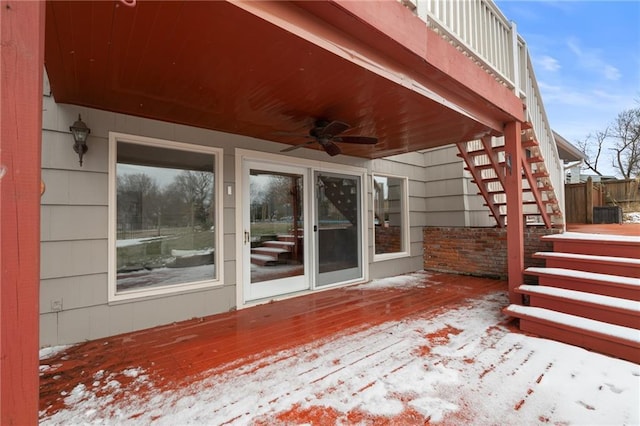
280;140;316;152
317;120;350;138
321;141;342;156
333;136;378;145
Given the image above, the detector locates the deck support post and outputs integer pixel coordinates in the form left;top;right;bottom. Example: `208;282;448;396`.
504;120;524;304
0;1;45;424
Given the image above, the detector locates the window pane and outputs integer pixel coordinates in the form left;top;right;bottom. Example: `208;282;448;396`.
374;176;405;255
116;141;216;293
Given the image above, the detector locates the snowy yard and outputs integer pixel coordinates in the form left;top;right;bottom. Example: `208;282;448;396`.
39;273;639;425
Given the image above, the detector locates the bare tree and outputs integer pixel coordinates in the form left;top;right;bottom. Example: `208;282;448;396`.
169;171;214;229
577;128;608;176
117;173;161;232
609;106;640;179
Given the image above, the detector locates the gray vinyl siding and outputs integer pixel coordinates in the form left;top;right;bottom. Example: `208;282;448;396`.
41;90;241;346
40;81;429;346
40;86;497;346
422;145;466;226
422;145;494;227
368;154;427;279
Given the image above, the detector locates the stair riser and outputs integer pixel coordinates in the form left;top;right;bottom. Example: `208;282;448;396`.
517;318;640;364
252;249;291;260
536;276;640;301
278;236;301;243
525;294;639;329
251;257;277;266
551;241;640;259
542;258;640;278
263;242;295;250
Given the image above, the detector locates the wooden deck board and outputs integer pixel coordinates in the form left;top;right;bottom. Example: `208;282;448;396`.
40;273;506;418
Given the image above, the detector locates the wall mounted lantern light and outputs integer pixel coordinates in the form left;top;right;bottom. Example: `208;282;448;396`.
69;114;91;166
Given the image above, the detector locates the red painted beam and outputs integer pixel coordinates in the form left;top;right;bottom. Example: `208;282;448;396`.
504;121;524;304
0;0;44;424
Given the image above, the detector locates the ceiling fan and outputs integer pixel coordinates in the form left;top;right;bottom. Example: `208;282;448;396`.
280;120;378;156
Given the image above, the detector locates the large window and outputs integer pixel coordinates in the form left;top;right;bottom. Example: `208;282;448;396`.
372;174;409;258
109;133;222;301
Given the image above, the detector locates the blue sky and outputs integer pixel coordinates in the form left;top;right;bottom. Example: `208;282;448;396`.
495;0;640;176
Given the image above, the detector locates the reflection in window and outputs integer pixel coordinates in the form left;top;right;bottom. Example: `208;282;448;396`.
373;175;406;255
249;170;304;283
115;141;216;294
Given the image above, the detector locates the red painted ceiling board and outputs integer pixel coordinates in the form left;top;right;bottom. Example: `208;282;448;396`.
45;0;523;159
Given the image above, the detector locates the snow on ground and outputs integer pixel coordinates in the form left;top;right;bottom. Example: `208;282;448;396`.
115;236;167;248
625;211;640;223
40;288;640;426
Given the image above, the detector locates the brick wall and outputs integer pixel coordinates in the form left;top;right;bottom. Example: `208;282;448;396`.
423;227;562;282
375;225;402;254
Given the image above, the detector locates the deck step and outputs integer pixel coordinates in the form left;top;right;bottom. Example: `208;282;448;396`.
277;234;302;243
524;267;640;301
516;285;640;328
542;232;640;259
250;254;278;266
533;252;640;278
503;305;640;363
251;247;291;261
263;240;295;250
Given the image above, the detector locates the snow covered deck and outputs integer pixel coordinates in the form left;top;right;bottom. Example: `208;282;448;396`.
39;272;639;425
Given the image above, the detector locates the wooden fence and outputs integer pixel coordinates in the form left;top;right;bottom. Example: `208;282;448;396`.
565;178;639;223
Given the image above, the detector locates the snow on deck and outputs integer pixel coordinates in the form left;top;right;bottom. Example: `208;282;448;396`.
543;232;640;244
534;251;640;265
518;284;640;311
526;267;640;287
506;305;640;343
39;273;640;425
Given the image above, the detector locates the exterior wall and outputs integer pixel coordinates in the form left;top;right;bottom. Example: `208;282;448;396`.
369;153;427;279
423;227;562;282
40;76;427;346
422;145;495;227
40;95;239;346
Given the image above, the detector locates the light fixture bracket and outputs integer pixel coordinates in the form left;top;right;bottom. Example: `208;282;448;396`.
69;114;91;166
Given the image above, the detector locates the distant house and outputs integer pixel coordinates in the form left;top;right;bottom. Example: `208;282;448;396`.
553;131;586;184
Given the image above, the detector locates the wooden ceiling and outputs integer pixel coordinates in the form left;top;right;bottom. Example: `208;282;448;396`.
44;0;524;159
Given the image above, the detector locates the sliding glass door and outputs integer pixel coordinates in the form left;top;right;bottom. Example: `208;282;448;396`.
241;157;364;303
315;171;363;287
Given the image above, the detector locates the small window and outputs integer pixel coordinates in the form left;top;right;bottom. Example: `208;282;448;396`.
373;174;409;258
108;133;222;301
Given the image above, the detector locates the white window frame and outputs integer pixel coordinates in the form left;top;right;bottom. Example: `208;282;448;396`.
108;132;224;302
371;173;410;261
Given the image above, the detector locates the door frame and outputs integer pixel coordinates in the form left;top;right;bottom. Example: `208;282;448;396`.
241;160;311;302
235;149;369;308
314;169;364;288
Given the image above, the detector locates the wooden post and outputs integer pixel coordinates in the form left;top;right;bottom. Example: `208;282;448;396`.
0;1;44;424
585;177;593;224
504;121;524;305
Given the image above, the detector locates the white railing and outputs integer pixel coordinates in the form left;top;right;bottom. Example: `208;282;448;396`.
410;0;565;222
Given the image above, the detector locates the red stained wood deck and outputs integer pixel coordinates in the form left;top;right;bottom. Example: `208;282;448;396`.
40;273;508;421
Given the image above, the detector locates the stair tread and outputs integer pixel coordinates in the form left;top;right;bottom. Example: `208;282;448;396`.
517;285;640;312
533;251;640;265
525;267;640;287
542;232;640;245
264;241;295;247
504;304;640;344
250;253;278;261
253;247;290;254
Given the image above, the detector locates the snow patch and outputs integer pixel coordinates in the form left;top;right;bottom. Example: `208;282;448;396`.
40;291;640;425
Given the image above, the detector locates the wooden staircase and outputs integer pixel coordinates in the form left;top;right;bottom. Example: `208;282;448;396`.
457;129;562;228
251;235;299;266
318;176;358;225
504;232;640;363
